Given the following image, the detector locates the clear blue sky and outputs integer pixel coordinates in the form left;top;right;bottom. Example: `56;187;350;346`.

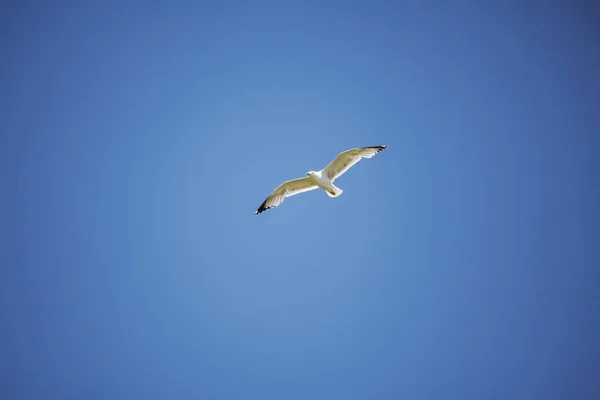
2;1;599;399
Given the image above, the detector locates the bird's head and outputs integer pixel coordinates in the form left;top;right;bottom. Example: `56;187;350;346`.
306;171;315;176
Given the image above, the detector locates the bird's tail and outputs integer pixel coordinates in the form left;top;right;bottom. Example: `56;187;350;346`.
326;184;343;198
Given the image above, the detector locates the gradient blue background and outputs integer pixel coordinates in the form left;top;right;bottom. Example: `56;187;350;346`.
2;1;599;399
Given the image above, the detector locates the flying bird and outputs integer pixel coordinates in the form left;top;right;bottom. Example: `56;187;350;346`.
254;145;387;215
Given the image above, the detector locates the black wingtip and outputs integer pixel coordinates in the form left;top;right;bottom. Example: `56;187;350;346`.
366;145;387;152
255;199;270;215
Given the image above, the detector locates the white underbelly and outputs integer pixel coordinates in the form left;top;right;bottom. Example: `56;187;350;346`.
309;174;334;191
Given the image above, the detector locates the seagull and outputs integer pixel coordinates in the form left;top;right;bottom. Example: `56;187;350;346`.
254;145;387;215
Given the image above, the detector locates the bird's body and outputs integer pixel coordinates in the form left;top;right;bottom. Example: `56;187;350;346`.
254;145;387;215
306;170;343;197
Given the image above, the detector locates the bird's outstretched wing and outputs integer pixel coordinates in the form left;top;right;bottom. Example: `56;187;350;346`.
255;177;318;215
322;145;387;181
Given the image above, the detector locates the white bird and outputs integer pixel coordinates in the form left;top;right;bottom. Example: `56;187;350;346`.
254;145;387;215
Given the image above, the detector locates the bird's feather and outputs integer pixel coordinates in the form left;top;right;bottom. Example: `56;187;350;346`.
322;145;387;181
255;177;318;214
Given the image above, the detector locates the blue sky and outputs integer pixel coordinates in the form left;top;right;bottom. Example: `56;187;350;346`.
1;1;599;399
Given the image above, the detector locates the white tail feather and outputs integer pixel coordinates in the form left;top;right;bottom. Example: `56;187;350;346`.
326;185;343;198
